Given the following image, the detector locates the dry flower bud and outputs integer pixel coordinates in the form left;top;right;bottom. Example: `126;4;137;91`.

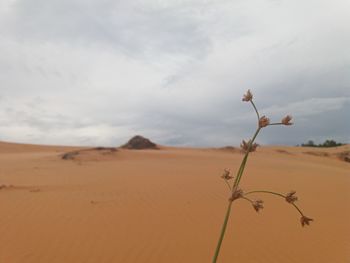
221;169;234;180
252;199;264;212
229;188;243;202
281;115;293;126
240;140;259;152
259;116;270;128
285;191;298;204
300;215;313;227
242;90;253;102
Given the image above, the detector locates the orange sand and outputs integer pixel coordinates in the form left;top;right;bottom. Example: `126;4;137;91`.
0;141;349;262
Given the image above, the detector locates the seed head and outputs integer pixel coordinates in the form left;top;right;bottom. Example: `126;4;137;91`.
300;215;313;227
252;199;264;212
229;188;243;202
221;169;234;180
242;90;253;102
281;115;293;126
240;140;259;152
259;116;270;128
285;191;298;204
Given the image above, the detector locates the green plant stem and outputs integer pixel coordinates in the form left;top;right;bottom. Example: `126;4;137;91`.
234;127;261;187
212;127;261;263
212;201;233;263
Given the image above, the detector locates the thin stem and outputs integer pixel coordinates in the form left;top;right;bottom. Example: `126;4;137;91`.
224;180;232;191
291;203;304;216
245;190;285;198
250;100;260;121
241;196;254;204
268;123;283;126
233;127;261;187
244;190;305;216
212;201;233;263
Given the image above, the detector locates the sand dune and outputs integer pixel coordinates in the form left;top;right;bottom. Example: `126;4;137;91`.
0;141;349;262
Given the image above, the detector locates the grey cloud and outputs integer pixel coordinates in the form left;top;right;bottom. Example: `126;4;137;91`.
9;0;213;59
0;0;349;146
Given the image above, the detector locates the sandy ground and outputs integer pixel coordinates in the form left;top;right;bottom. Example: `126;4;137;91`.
0;141;349;263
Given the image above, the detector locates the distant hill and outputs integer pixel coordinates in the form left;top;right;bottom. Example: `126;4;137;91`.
121;135;158;150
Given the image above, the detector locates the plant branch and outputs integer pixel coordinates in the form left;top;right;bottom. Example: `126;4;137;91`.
245;190;285;198
244;190;305;216
241;196;254;204
268;122;284;126
233;127;261;187
250;100;260;121
223;180;232;191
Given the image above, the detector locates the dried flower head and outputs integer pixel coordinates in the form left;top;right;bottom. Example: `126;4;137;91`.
259;116;270;128
285;191;298;204
281;115;293;126
259;115;270;128
221;169;234;180
242;90;253;102
252;199;264;212
300;215;313;227
240;140;259;152
229;188;243;202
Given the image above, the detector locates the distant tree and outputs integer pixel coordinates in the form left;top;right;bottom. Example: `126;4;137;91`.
308;140;315;146
301;140;315;147
320;139;343;147
301;139;344;147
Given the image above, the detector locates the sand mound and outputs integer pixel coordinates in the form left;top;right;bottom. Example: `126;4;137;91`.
121;135;158;150
303;151;330;157
62;151;80;160
0;184;14;190
61;147;118;161
302;147;350;163
217;146;239;153
336;151;350;163
0;184;40;193
275;149;292;154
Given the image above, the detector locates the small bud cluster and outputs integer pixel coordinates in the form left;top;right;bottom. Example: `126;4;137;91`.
281;115;293;126
285;191;298;203
229;188;243;202
300;215;313;227
242;90;253;102
259;116;270;128
240;140;259;152
221;169;234;180
252;199;264;212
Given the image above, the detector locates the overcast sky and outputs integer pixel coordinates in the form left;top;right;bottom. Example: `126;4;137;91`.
0;0;349;147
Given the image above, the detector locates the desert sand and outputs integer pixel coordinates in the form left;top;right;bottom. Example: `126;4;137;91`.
0;141;349;262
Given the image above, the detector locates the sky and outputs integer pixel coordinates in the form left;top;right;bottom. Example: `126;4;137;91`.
0;0;349;147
